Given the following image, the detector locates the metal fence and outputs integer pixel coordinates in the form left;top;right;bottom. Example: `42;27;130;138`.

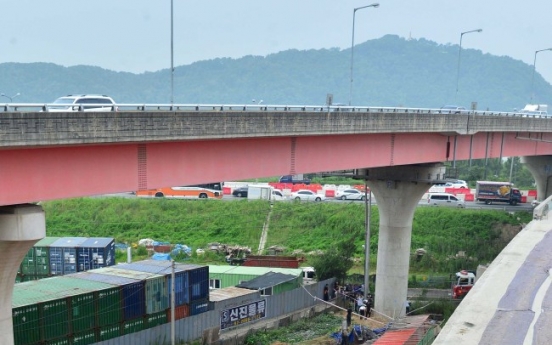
92;278;335;345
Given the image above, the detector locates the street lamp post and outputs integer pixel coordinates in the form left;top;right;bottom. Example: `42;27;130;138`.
349;3;379;106
170;0;174;106
455;29;482;104
530;48;552;103
0;92;20;103
363;182;372;296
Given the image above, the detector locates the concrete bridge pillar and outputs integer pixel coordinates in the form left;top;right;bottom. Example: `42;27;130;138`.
355;164;445;319
521;155;552;201
0;205;45;345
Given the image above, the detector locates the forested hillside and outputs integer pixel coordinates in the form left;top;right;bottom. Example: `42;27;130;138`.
2;35;551;110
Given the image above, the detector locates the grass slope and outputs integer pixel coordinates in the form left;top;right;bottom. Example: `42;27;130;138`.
42;197;532;272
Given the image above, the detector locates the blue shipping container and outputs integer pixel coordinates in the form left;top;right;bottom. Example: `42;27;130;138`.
49;237;88;276
190;297;210;316
77;237;115;271
132;261;209;302
188;265;209;301
118;262;190;306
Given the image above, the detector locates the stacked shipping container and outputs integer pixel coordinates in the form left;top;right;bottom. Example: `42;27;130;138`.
16;237;115;283
11;260;210;345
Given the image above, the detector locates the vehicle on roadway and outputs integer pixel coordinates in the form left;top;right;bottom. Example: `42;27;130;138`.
232;186;248;198
46;94;117;112
475;181;522;205
136;182;224;199
439;105;468;114
290;189;325;202
427;192;465;208
335;188;367;201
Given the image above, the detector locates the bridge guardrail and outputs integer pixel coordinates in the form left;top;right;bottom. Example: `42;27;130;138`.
1;103;550;119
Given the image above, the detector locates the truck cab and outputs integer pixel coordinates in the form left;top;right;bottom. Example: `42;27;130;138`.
452;270;475;299
279;175;311;185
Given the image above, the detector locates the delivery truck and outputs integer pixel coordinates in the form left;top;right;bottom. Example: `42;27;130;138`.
475;181;522;205
247;185;286;202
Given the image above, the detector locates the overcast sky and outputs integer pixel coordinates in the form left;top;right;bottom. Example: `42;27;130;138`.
3;0;552;84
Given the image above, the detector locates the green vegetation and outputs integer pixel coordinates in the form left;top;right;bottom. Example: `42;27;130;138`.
42;197;532;274
243;312;342;345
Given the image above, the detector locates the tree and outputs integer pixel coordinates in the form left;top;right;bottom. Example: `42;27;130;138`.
310;229;357;283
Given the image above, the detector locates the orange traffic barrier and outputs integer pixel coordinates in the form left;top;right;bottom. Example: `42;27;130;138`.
464;194;474;201
521;196;527;203
528;190;537;197
325;189;335;198
223;186;232;195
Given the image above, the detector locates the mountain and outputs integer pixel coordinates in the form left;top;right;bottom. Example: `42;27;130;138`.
1;35;551;111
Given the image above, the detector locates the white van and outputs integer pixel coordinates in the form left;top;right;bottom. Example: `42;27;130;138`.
427;193;465;208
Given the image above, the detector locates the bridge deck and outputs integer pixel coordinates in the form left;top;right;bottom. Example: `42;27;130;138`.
434;204;552;344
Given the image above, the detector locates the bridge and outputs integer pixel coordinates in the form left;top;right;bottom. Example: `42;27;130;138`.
2;104;552;345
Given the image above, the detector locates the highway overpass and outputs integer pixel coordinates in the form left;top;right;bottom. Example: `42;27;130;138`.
2;104;552;345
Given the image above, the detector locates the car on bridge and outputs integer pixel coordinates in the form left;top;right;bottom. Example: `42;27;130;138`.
438;105;468;114
46;94;117;112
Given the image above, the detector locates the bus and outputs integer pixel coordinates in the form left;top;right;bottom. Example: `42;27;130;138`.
136;182;224;199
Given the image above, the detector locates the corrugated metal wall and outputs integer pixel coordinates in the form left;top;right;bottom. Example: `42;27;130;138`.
92;278;334;345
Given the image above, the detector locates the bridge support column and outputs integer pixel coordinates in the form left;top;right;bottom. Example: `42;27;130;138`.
520;155;552;201
356;164;444;319
0;205;45;345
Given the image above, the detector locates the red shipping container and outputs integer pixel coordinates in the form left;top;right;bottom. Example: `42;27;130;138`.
528;190;537;197
325;189;335;198
167;304;190;322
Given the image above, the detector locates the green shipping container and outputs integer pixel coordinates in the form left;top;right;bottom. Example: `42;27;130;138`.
12;304;40;345
72;328;97;345
145;310;168;329
123;317;145;334
20;237;60;276
47;337;71;345
13;276;120;343
97;323;121;341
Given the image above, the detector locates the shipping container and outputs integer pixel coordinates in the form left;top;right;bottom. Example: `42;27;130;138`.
187;265;209;301
117;261;190;306
77;237;115;271
130;260;209;303
49;237;88;275
166;304;189;322
72;328;97;345
12;304;39;345
20;237;60;276
67;271;131;327
145;310;168;329
190;297;211;315
97;323;121;342
91;267;148;320
12;276;120;343
111;262;169;314
52;277;117;333
122;317;145;334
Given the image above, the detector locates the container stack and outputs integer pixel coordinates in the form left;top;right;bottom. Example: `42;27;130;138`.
11;260;210;345
16;237;115;283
